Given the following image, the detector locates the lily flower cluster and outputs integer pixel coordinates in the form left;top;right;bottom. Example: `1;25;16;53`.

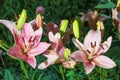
0;9;116;74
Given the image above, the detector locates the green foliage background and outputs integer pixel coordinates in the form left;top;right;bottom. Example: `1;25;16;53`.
0;0;120;80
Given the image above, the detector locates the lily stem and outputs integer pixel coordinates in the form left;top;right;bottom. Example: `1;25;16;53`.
0;55;6;67
19;60;29;79
0;45;8;52
59;65;65;80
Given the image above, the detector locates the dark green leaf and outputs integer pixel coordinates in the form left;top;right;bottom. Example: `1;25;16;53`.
95;2;116;9
4;69;14;80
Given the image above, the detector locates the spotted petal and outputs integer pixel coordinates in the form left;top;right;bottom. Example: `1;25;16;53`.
84;30;101;53
8;45;26;59
101;36;112;53
71;51;88;62
29;42;50;56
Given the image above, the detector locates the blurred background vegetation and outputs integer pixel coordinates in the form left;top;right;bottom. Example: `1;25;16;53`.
0;0;116;22
0;0;120;80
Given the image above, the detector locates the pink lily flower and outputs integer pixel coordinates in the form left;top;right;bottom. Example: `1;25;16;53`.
38;32;76;69
0;19;50;68
9;23;50;68
71;30;116;74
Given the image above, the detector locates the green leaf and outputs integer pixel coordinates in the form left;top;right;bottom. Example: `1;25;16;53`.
106;46;120;60
17;9;26;30
73;20;80;39
4;69;14;80
99;14;111;19
95;2;116;9
60;20;69;36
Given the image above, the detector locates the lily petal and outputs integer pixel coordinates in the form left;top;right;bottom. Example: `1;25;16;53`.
29;42;50;56
48;32;63;51
84;62;95;74
29;19;35;26
38;53;59;69
58;47;65;56
35;27;43;41
102;36;112;53
13;29;19;44
93;55;116;69
21;23;35;37
71;51;88;62
72;38;85;50
95;46;104;55
24;56;36;68
48;32;58;43
0;20;17;35
8;45;26;59
62;59;76;68
84;30;101;53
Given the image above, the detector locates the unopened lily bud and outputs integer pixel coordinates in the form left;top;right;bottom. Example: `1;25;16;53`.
96;21;104;37
36;14;42;28
64;48;71;60
17;9;26;30
93;10;98;19
96;21;104;31
60;20;68;36
36;6;45;14
46;22;59;34
73;20;80;39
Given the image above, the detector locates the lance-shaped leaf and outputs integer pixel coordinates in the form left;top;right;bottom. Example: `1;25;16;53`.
60;20;68;36
73;20;80;39
4;69;14;80
17;9;26;30
95;2;116;9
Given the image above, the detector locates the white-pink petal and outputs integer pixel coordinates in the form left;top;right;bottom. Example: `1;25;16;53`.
24;56;36;68
38;53;59;69
102;36;112;53
35;27;43;41
72;38;85;50
71;51;88;62
29;42;50;56
48;32;58;43
84;30;101;53
93;55;116;69
84;62;95;74
0;20;17;35
21;23;35;37
62;59;76;68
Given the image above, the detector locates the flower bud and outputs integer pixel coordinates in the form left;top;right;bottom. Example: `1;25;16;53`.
17;9;26;30
36;6;45;14
73;20;80;39
60;20;68;37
